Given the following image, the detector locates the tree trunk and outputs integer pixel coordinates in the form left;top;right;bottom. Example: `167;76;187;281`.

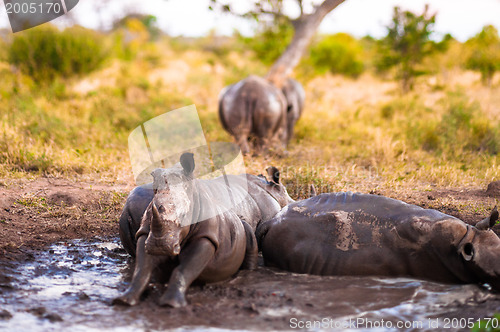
266;0;346;87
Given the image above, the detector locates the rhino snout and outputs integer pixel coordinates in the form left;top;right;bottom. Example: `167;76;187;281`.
145;234;181;256
171;243;181;255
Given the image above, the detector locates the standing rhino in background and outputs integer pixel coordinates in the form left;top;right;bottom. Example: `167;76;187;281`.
257;192;500;290
218;75;305;154
115;153;293;307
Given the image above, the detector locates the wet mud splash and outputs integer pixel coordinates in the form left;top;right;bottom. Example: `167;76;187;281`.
1;238;499;331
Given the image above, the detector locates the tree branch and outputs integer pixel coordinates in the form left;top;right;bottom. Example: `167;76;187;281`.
209;0;289;22
267;0;346;86
297;0;304;15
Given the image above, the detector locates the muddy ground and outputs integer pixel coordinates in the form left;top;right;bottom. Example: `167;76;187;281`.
0;177;129;258
1;177;500;330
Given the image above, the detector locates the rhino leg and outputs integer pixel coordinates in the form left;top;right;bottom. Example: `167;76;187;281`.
240;220;258;270
236;134;250;155
255;219;274;250
253;136;266;155
158;238;216;308
113;235;166;306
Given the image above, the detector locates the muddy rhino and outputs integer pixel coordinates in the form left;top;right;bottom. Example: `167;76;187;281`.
257;192;500;289
218;75;287;154
119;160;292;258
115;153;292;307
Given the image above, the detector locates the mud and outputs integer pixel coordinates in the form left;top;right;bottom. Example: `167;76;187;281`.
0;237;499;331
1;178;500;330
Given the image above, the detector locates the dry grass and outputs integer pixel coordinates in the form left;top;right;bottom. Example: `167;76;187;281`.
0;37;499;202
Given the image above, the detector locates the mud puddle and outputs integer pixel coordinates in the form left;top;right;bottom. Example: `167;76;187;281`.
1;239;500;331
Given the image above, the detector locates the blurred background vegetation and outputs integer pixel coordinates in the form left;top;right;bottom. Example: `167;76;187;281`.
0;6;499;197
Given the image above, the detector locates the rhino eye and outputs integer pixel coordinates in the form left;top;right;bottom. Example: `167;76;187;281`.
158;205;166;213
463;243;474;261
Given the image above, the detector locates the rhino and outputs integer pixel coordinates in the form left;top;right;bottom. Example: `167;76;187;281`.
115;153;293;307
218;75;305;154
256;192;500;290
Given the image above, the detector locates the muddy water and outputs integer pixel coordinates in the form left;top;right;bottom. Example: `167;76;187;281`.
1;238;499;331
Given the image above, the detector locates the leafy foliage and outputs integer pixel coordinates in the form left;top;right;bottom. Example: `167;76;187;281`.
113;14;161;41
8;25;107;83
307;33;364;78
465;25;500;86
376;6;447;92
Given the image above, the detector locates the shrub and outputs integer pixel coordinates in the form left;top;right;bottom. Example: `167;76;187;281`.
112;14;161;41
375;6;447;92
8;25;107;83
308;33;365;78
465;25;500;86
111;18;152;61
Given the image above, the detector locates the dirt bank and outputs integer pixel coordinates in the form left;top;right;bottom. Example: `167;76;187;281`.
0;177;130;260
1;177;497;260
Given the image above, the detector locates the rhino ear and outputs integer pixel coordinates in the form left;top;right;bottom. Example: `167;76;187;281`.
476;206;499;230
180;153;195;175
151;168;162;178
459;242;475;261
266;166;280;184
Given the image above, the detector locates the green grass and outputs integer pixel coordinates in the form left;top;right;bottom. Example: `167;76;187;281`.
8;25;108;83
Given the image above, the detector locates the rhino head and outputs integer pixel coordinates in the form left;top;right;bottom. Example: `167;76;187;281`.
144;153;197;257
258;166;294;206
457;207;500;290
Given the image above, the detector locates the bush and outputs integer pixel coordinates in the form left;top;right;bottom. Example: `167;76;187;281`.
8;25;107;83
375;6;446;92
308;33;365;78
111;18;152;61
465;25;500;86
112;14;161;41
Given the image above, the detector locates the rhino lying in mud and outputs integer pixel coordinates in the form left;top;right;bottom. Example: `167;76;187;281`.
218;75;304;154
257;192;500;290
114;153;292;307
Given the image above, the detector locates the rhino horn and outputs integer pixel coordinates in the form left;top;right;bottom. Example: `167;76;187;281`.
310;184;317;197
475;206;499;230
151;202;164;237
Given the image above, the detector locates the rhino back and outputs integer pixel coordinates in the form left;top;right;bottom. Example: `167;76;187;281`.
298;192;452;224
260;192;462;279
220;76;285;137
198;174;281;231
